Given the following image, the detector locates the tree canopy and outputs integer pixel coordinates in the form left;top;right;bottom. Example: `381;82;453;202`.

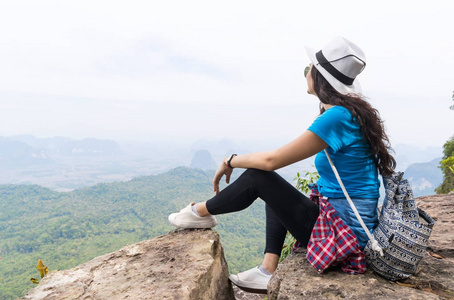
435;136;454;194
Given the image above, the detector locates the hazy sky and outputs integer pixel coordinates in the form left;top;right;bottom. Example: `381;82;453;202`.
0;1;453;149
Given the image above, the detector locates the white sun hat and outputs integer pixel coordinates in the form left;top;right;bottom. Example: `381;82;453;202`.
305;36;366;95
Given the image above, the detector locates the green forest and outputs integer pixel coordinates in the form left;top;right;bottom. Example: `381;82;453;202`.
0;167;266;299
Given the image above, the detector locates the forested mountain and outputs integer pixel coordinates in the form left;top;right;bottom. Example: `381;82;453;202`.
0;167;265;299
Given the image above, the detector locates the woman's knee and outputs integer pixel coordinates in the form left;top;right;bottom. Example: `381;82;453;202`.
242;168;277;181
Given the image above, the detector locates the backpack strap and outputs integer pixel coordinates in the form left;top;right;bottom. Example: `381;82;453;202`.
324;149;384;256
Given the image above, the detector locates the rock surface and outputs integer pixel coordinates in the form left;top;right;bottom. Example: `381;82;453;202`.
418;193;454;260
268;193;454;300
21;229;235;300
232;285;266;300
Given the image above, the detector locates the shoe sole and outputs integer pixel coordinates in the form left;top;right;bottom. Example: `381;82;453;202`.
229;277;268;294
168;215;217;229
170;222;217;229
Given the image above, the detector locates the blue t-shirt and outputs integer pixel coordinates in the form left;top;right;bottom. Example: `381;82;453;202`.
308;106;379;248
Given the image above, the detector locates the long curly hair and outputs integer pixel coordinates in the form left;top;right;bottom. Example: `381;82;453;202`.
311;66;396;176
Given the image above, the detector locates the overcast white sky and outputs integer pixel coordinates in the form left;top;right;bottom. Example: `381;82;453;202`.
0;0;453;149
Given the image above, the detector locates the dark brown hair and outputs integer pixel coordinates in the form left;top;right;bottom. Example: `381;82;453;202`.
311;66;396;176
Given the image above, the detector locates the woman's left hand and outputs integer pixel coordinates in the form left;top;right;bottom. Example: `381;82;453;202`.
212;158;233;194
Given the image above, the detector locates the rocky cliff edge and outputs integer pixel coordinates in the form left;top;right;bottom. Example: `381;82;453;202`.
21;229;234;300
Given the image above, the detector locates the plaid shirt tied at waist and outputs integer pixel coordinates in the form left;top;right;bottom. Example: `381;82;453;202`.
293;183;367;275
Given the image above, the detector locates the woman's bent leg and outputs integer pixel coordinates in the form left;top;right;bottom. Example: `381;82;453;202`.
206;168;319;247
208;169;319;292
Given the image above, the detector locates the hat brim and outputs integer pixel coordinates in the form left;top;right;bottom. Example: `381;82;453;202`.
305;46;362;95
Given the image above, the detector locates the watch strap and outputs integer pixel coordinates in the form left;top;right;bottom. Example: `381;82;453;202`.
227;154;237;168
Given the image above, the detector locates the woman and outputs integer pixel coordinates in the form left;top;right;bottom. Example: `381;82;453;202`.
168;36;395;293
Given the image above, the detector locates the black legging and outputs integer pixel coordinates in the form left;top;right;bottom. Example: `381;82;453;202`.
206;168;319;256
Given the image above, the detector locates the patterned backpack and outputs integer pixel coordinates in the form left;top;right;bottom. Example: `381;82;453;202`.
325;150;436;281
362;172;435;280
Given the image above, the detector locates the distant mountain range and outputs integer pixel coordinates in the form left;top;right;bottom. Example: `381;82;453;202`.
394;143;442;170
1;135;121;159
0;135;445;196
393;144;443;197
404;157;443;197
0;135;151;190
0;138;50;168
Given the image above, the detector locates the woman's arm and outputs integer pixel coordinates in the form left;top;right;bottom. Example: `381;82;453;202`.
212;130;328;193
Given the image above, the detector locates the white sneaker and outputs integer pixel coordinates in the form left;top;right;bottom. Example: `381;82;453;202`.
228;267;271;294
168;203;218;229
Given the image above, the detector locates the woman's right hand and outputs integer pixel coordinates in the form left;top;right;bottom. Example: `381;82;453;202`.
212;158;233;194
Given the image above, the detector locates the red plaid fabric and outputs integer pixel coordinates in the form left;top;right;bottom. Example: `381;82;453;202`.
294;185;366;275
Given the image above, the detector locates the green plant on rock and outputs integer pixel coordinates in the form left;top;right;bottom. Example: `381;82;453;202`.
30;259;49;284
294;169;321;195
280;168;320;262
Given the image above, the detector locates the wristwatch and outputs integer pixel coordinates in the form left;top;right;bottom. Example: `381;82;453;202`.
227;154;237;168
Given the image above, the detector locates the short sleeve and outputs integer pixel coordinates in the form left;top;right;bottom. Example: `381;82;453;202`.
308;106;359;153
